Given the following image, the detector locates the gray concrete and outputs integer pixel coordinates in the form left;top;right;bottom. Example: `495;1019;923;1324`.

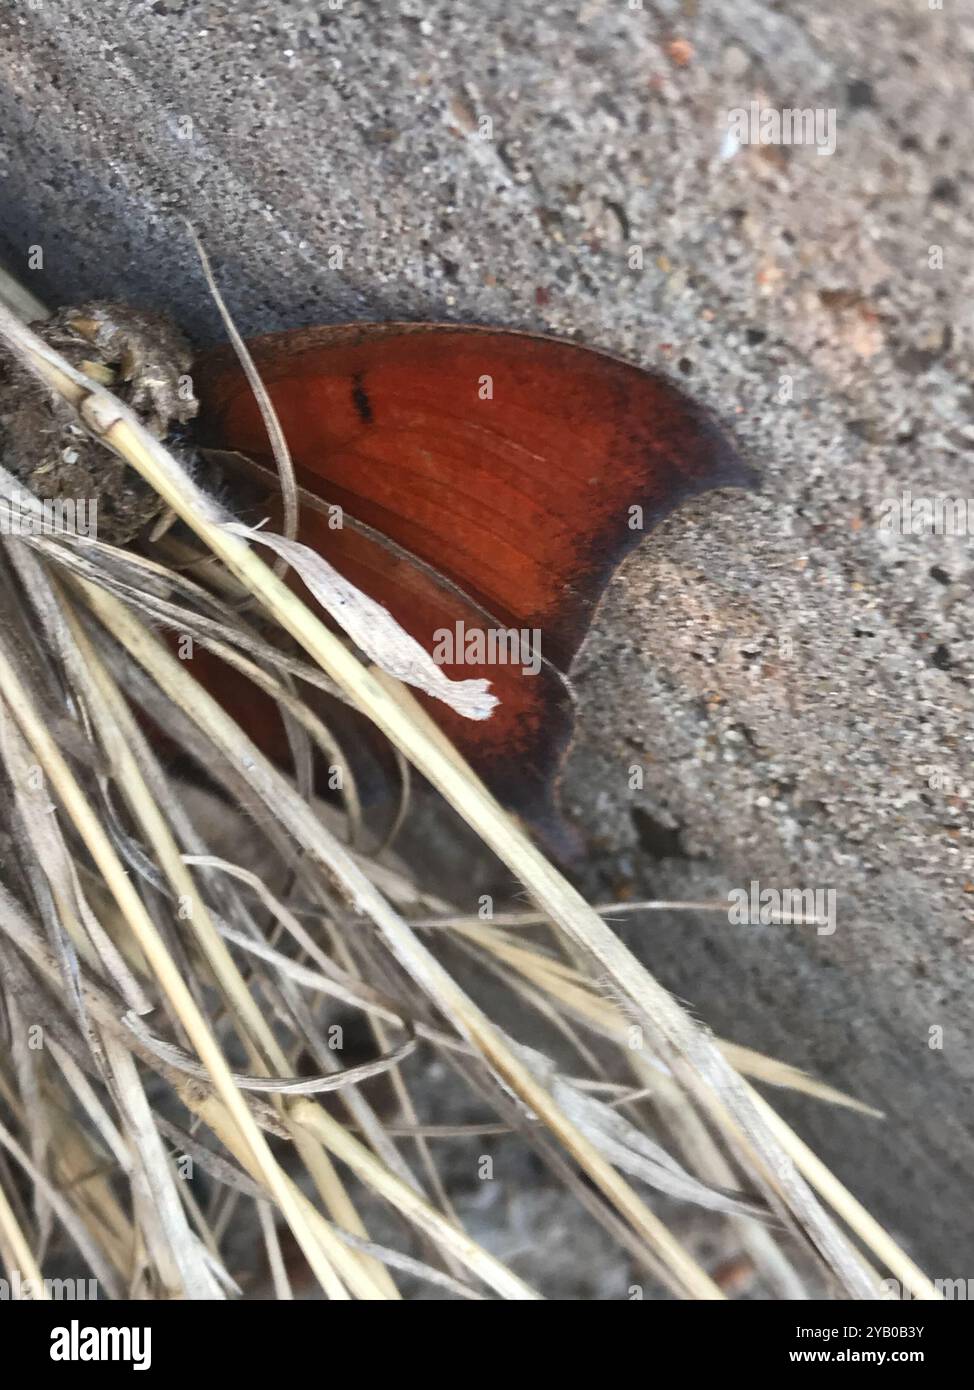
0;0;971;1281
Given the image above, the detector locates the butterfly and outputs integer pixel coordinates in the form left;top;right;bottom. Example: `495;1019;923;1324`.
191;324;754;848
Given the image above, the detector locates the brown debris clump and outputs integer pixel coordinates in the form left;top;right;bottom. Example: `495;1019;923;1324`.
0;301;198;543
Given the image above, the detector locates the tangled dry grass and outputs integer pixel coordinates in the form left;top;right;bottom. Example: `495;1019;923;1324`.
0;263;939;1300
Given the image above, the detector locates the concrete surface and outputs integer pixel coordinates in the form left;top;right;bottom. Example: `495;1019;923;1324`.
0;0;971;1283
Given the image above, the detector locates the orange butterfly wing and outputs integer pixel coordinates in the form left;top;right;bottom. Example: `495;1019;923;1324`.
193;325;753;827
